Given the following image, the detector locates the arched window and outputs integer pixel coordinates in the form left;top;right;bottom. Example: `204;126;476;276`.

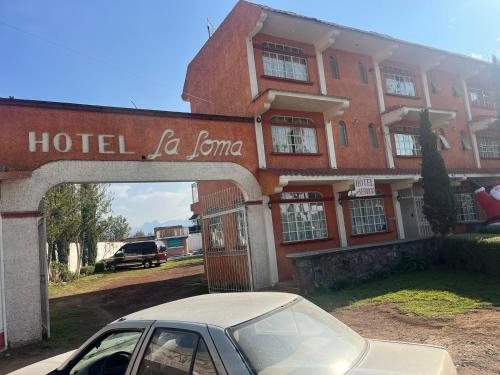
460;130;472;150
358;61;368;84
338;121;348;147
368;123;378;148
329;55;340;79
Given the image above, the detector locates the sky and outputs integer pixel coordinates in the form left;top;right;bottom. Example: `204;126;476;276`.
2;0;500;232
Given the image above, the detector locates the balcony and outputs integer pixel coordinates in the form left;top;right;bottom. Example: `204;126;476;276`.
251;89;349;120
381;106;456;129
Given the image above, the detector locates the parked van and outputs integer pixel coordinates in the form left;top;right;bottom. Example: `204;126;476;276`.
104;241;167;271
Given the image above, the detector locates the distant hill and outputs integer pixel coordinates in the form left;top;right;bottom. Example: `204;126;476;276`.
132;219;193;236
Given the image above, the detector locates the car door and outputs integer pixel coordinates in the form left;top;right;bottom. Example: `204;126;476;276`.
54;320;153;375
124;244;141;266
129;321;228;375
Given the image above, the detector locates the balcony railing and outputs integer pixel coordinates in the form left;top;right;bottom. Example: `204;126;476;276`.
470;88;496;109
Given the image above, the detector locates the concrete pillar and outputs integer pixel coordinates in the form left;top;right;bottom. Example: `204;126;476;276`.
261;197;278;285
325;120;337;168
246;202;277;289
2;216;42;346
0;214;7;350
332;185;348;247
391;188;406;239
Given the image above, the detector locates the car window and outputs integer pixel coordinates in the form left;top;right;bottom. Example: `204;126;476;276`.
125;245;139;256
115;249;124;257
137;329;217;375
192;339;217;375
69;330;142;375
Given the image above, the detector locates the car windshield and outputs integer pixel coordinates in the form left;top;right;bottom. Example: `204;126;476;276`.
229;298;366;375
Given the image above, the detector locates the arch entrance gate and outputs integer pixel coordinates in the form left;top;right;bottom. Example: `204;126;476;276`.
0;98;278;349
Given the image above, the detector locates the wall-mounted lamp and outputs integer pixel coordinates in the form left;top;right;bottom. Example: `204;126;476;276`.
396;193;401;202
267;201;272;210
337;195;343;205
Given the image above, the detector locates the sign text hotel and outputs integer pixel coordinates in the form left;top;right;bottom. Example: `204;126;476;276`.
28;129;244;160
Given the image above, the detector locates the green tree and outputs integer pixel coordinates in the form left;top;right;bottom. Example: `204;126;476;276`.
80;184;111;265
101;215;131;241
419;109;457;235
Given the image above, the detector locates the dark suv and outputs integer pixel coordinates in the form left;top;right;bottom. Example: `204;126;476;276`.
105;241;167;271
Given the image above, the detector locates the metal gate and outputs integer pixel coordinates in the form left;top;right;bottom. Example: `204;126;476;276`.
399;188;433;238
200;186;253;293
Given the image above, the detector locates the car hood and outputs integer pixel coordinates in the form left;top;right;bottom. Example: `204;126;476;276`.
6;350;75;375
351;339;456;375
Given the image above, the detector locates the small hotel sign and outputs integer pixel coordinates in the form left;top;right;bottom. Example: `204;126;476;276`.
354;178;376;197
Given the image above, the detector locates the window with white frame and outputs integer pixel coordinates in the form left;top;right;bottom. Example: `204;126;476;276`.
470;88;494;108
262;42;308;81
455;192;479;222
208;216;224;249
394;131;422;156
236;210;247;248
271;116;314;126
479;136;500;159
191;182;199;203
271;126;318;153
383;66;417;97
348;197;388;235
279;192;328;242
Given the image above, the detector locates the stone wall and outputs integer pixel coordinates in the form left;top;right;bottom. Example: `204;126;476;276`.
289;238;441;293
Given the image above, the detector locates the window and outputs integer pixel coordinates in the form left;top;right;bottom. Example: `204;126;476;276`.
470;88;494;108
329;55;340;79
167;238;183;248
383;65;417;97
262;42;308;81
455;192;479;223
349;198;388;235
279;192;328;242
368;123;378;148
438;129;451;150
461;130;472;150
429;71;441;93
271;126;318;153
479;136;500;159
236;210;248;248
394;133;422;156
262;41;305;55
192;183;199;203
358;61;368;84
208;217;224;249
137;329;217;375
338;121;348;147
271;116;314;126
70;330;143;375
452;81;462;97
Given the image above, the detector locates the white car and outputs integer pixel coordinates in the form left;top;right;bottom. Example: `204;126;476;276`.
9;293;457;374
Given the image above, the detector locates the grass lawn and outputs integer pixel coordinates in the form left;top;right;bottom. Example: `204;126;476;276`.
309;269;500;316
49;256;204;298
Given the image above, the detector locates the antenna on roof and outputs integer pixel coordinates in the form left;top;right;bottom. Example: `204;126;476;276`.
130;100;138;109
207;18;215;39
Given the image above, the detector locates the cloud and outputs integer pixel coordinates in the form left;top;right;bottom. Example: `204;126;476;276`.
469;53;487;61
110;183;193;228
497;36;500;42
108;184;131;198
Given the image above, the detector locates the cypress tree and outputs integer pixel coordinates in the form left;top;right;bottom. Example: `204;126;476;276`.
419;109;457;235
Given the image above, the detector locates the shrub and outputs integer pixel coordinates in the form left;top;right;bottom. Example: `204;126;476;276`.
80;265;95;276
49;262;74;283
477;226;500;235
441;234;500;277
94;261;106;273
399;254;430;272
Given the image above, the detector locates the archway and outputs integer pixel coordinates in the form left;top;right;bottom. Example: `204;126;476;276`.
0;96;284;348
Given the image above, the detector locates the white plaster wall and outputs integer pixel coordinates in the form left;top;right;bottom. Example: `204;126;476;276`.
2;217;42;346
187;233;202;252
67;242;124;273
0;214;6;350
0;161;263;213
246;203;272;289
